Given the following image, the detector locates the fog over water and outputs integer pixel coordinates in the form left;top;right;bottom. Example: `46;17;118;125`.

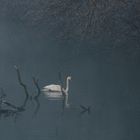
0;10;140;140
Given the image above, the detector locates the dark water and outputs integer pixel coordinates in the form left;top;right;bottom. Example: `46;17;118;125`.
0;21;140;140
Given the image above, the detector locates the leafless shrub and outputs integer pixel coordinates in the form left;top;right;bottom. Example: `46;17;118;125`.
0;0;139;41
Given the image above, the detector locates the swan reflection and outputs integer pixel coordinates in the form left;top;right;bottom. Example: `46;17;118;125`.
41;76;71;108
43;91;64;100
42;90;70;108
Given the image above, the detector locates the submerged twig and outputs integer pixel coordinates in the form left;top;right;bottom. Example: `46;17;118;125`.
32;77;41;116
33;97;40;116
80;105;91;115
14;65;29;98
0;88;25;110
0;94;25;120
32;77;41;98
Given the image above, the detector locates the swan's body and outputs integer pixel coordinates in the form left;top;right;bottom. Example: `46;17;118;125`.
42;84;62;92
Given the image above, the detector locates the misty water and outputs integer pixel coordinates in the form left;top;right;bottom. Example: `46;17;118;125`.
0;20;140;140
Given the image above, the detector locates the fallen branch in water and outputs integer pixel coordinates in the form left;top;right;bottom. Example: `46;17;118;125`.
0;88;26;120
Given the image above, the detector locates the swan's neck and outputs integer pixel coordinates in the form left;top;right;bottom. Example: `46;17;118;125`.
65;77;70;92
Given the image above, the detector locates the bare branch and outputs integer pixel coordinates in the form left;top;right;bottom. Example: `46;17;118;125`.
14;65;29;98
32;77;41;98
32;77;41;116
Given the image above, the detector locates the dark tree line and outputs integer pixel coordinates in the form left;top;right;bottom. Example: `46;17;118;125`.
0;0;139;40
0;0;139;59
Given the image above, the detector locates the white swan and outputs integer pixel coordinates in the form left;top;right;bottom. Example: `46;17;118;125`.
42;76;71;108
42;76;71;94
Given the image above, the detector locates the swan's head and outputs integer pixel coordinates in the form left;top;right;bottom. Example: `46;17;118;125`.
67;76;72;80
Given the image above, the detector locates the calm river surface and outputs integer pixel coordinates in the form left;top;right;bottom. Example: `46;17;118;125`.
0;20;139;140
